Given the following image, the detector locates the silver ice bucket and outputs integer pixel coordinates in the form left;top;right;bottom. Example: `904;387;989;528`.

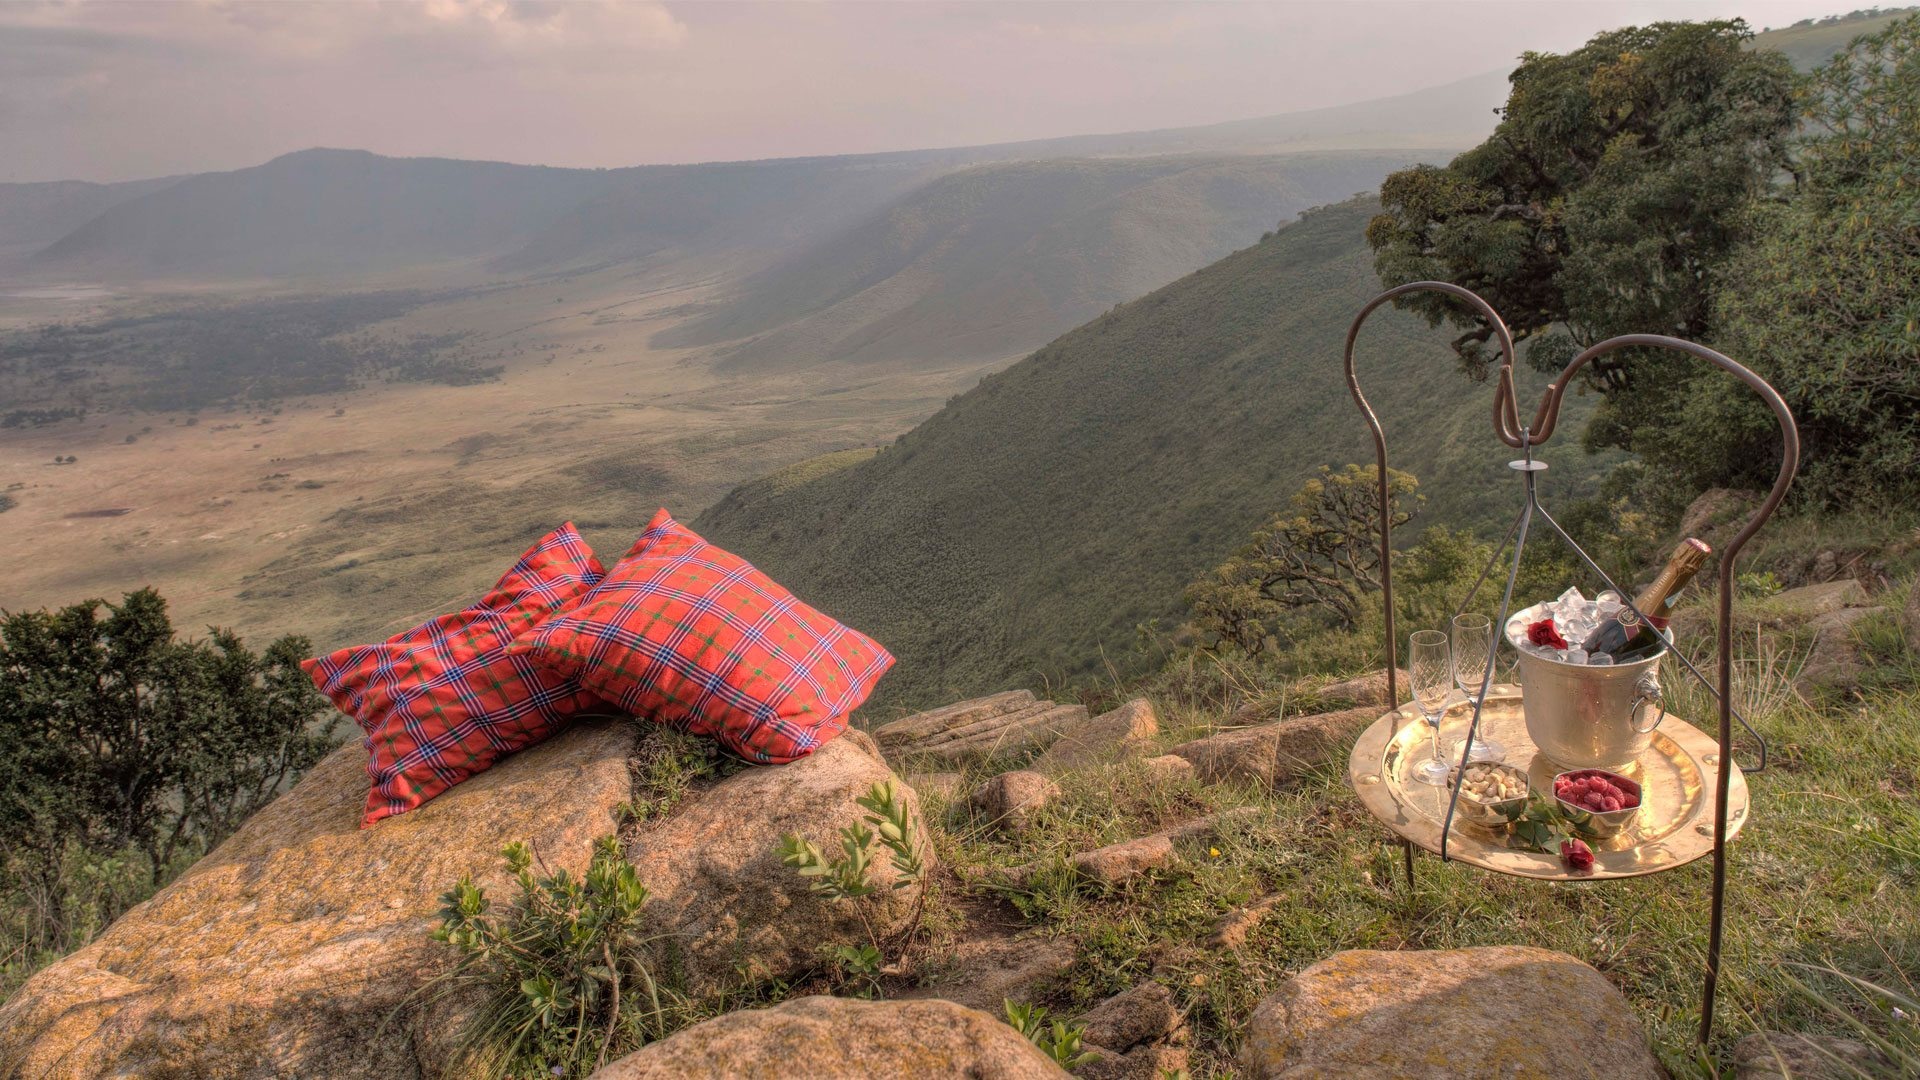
1505;601;1667;771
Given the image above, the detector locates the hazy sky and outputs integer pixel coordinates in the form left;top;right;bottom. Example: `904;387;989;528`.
2;0;1860;183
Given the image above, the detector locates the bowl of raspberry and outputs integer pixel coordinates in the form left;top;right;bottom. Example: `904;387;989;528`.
1553;769;1643;839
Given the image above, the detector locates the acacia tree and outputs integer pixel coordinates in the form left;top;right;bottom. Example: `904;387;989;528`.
1667;14;1920;508
1186;465;1421;652
0;589;337;950
1365;20;1797;455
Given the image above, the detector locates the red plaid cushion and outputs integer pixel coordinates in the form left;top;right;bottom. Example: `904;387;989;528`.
302;523;608;827
512;508;893;763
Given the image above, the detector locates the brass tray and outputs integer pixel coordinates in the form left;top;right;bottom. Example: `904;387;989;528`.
1347;685;1748;880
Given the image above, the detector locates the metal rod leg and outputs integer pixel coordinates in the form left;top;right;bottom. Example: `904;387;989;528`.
1401;839;1416;889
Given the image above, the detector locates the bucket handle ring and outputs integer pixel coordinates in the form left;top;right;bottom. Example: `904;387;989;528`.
1630;672;1666;734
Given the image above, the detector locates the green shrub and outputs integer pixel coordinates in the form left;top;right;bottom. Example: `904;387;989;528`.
1004;998;1100;1069
1673;14;1920;510
431;836;684;1078
0;588;336;955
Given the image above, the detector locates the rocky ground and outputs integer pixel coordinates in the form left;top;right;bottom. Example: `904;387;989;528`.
2;572;1915;1078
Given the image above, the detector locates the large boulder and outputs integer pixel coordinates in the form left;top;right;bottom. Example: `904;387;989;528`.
1169;706;1378;787
0;719;638;1079
1239;946;1664;1079
591;995;1068;1079
1030;699;1159;773
624;730;931;994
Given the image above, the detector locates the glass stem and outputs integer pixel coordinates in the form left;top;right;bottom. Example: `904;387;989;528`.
1429;716;1444;767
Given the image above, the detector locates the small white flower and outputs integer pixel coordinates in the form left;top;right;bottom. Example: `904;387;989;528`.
1894;1006;1911;1023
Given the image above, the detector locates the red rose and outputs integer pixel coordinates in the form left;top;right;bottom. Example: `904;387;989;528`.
1527;618;1569;650
1560;838;1595;871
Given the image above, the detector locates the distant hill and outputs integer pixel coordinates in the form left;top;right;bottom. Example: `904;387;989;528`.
694;199;1612;709
10;72;1512;284
0;176;179;271
29;149;612;279
660;151;1428;372
6;9;1883;285
1752;6;1917;67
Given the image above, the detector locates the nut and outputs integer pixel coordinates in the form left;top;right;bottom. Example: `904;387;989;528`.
1460;762;1526;803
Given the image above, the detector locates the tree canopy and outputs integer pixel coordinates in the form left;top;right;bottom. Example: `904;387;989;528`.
1185;464;1421;652
1365;20;1797;455
1667;14;1920;508
0;589;337;951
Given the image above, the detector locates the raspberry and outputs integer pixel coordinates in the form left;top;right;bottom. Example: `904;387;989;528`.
1602;796;1622;812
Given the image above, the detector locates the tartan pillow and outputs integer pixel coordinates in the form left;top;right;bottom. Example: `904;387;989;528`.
302;523;608;827
511;508;893;763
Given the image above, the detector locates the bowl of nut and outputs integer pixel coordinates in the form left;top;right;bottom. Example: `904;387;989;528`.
1553;769;1643;839
1449;762;1531;829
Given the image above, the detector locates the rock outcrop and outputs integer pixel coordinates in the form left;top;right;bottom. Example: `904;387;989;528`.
623;730;931;995
590;995;1068;1079
1030;698;1159;772
0;719;639;1079
1168;706;1378;787
1075;980;1190;1079
970;770;1063;832
900;933;1076;1014
1141;754;1196;784
1800;605;1883;690
1209;893;1286;949
1773;579;1868;616
1238;946;1664;1079
873;690;1089;764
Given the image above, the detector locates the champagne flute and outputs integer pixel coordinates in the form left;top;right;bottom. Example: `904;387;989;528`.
1408;630;1453;786
1451;613;1507;762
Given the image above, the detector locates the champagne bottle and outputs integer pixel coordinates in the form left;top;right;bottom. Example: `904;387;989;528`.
1582;538;1711;657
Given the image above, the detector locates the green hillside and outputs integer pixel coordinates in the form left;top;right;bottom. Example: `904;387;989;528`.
696;198;1609;709
662;152;1429;372
1752;6;1918;67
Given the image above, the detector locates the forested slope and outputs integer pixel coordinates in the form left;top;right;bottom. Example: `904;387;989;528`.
697;199;1608;708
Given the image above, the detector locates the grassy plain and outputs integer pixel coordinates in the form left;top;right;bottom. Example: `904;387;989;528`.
0;266;1002;654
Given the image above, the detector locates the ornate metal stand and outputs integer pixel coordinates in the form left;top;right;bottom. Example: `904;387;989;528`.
1342;282;1800;1047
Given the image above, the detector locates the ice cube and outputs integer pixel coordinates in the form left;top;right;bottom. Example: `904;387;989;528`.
1597;601;1624;620
1588;654;1615;666
1565;648;1589;665
1597;590;1624;605
1555;587;1586;608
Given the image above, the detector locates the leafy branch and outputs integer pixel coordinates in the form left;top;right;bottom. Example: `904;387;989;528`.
776;779;927;994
